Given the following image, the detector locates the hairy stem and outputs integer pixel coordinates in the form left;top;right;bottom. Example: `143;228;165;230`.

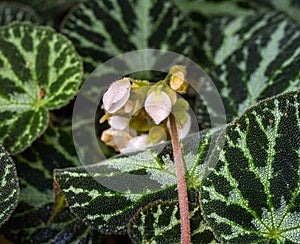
169;114;191;244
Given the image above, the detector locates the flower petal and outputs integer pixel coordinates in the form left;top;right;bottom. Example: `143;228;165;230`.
120;134;151;154
108;116;130;130
145;91;172;125
103;78;131;113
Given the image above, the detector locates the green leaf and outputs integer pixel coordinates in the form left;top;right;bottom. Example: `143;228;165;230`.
174;0;258;17
197;12;300;125
200;90;300;242
265;0;300;23
0;22;83;154
61;0;193;76
128;201;218;244
53;129;218;235
0;126;103;243
0;145;19;227
0;2;40;26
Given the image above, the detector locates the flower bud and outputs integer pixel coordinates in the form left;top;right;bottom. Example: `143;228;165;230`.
103;78;131;113
145;91;172;125
169;66;188;93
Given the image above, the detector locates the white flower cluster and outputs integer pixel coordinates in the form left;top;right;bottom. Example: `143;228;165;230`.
100;66;191;153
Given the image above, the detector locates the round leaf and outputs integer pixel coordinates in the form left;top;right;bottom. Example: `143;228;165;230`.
0;22;83;154
200;91;300;243
61;0;193;75
0;2;40;26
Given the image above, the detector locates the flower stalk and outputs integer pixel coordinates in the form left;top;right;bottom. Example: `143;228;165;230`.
169;113;191;244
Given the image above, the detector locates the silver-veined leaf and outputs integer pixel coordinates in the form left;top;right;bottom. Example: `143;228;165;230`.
197;12;300;126
0;145;19;228
0;126;103;243
128;201;218;244
266;0;300;23
0;2;40;26
61;0;193;76
0;22;83;154
54;129;221;235
200;90;300;242
174;0;258;17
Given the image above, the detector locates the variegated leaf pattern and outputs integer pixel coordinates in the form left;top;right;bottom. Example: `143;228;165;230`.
0;146;19;227
53;129;219;235
128;201;218;244
0;2;40;26
0;126;103;243
266;0;300;23
0;22;83;154
61;0;193;75
18;0;80;11
174;0;258;17
197;12;300;126
200;90;300;242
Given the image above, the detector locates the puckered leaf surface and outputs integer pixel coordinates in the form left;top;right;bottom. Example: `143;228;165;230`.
197;12;300;126
128;201;218;244
54;129;222;235
0;2;40;26
200;90;300;243
0;146;19;227
0;22;83;154
0;126;103;243
61;0;193;76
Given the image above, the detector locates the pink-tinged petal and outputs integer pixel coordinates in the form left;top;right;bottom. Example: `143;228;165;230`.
101;128;132;151
145;91;172;125
103;78;131;113
120;134;151;154
108;116;130;130
177;112;191;139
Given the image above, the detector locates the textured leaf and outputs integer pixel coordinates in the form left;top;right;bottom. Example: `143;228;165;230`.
0;146;19;227
200;90;300;242
128;201;218;244
0;2;40;26
197;12;300;125
17;0;80;11
265;0;300;23
61;0;193;76
0;22;83;154
0;126;103;243
174;0;258;17
54;129;221;235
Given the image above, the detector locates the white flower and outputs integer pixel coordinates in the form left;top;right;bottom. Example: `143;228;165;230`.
177;112;191;139
120;134;152;154
101;128;132;151
170;71;185;90
108;116;130;130
145;91;172;125
103;78;131;113
168;112;191;139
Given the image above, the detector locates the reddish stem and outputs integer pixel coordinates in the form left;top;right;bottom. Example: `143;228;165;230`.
169;114;191;244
